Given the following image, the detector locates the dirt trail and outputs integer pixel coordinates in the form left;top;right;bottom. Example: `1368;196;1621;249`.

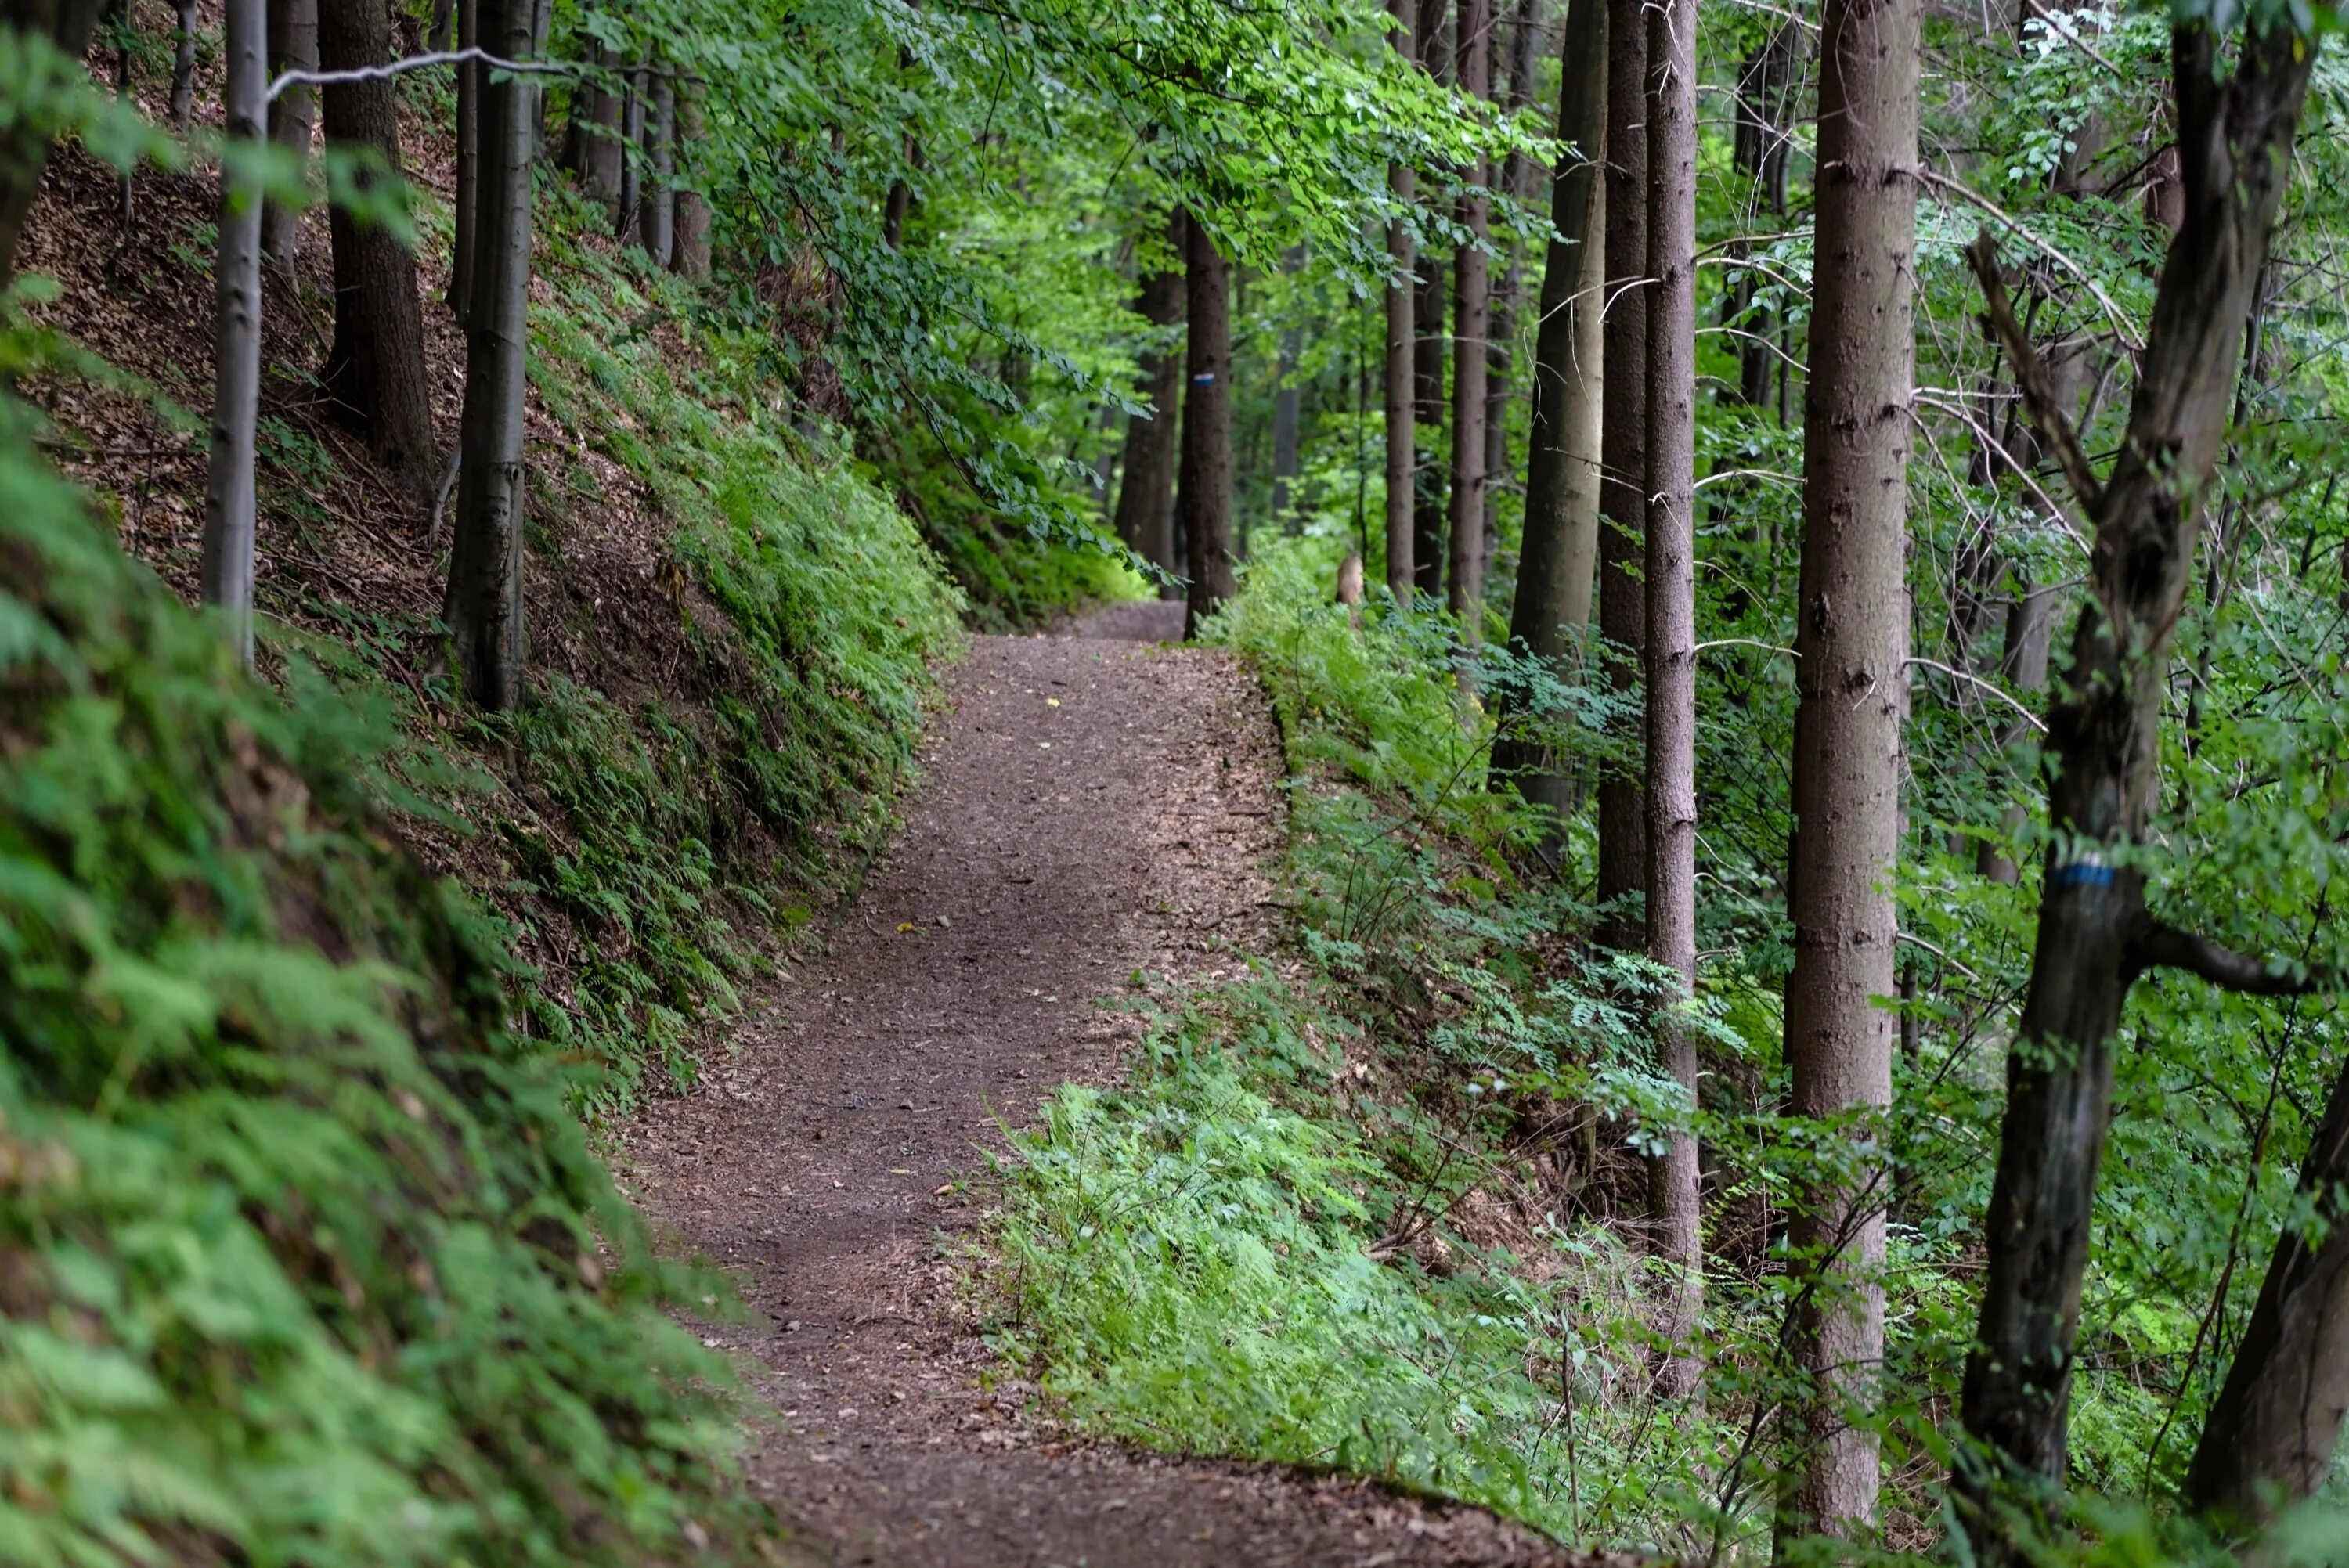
619;604;1585;1567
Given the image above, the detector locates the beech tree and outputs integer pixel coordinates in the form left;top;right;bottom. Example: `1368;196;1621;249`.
262;0;317;268
1950;9;2336;1557
1179;211;1236;636
201;0;267;668
443;0;546;708
1410;0;1449;600
0;0;110;285
318;0;435;499
1776;0;1916;1534
1444;0;1488;634
1382;0;1416;597
1640;0;1700;1398
1111;210;1185;581
1492;0;1603;816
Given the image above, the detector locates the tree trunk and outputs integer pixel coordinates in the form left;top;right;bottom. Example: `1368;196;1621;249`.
1493;0;1604;812
1953;18;2326;1559
1180;212;1236;637
1112;210;1185;583
171;0;197;125
561;39;623;213
452;0;479;320
442;0;543;711
1270;330;1302;528
1446;0;1489;637
1776;0;1916;1533
1481;0;1537;555
1411;0;1450;603
202;0;267;668
1641;0;1700;1400
1383;0;1416;598
318;0;435;500
635;68;674;266
672;81;711;279
262;0;317;269
1977;580;2052;885
0;0;110;285
613;65;643;242
2185;1049;2349;1528
1593;0;1647;953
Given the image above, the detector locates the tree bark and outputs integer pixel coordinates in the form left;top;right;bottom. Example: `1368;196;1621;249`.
170;0;197;124
1112;209;1185;583
1641;0;1700;1400
1977;580;2052;885
1446;0;1490;636
2186;1049;2349;1529
0;0;110;286
561;38;623;214
263;0;318;269
634;68;674;266
1952;17;2326;1559
1776;0;1916;1533
1593;0;1647;953
318;0;435;500
1383;0;1416;597
442;0;543;711
452;0;478;320
672;81;710;279
1180;211;1236;637
1411;0;1451;603
613;64;642;242
1493;0;1605;812
203;0;267;668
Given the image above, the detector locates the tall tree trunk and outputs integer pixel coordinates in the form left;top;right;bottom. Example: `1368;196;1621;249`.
1952;18;2328;1560
1640;0;1700;1400
2185;1048;2349;1529
1269;245;1304;525
1180;212;1236;636
0;0;110;285
1776;0;1917;1533
1493;0;1604;813
612;64;643;242
318;0;435;500
263;0;318;269
170;0;197;124
1411;0;1450;602
1383;0;1416;597
1977;579;2052;885
1593;0;1647;953
673;81;711;279
561;39;623;213
1112;210;1185;584
1481;0;1537;554
635;68;673;266
451;0;479;320
202;0;267;668
442;0;543;711
1446;0;1490;636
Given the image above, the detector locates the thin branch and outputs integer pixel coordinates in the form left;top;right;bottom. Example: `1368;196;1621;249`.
1959;232;2108;517
1923;169;2146;353
1907;655;2050;733
1694;636;1798;658
268;45;577;104
2131;922;2329;996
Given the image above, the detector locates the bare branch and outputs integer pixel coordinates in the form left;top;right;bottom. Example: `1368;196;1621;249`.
2131;921;2328;997
1907;655;2049;733
268;45;578;105
1921;169;2145;351
1960;232;2107;517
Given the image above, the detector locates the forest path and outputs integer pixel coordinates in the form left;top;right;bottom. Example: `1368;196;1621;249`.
619;604;1579;1567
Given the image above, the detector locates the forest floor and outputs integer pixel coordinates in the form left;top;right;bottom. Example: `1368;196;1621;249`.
617;604;1595;1567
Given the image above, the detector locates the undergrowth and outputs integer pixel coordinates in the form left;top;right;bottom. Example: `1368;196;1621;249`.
0;418;773;1564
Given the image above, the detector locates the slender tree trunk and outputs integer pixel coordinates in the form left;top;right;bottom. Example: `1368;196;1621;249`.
1180;211;1236;636
171;0;197;124
443;0;543;710
1641;0;1701;1400
1494;0;1604;810
1412;0;1451;602
561;40;622;206
2185;1049;2349;1528
673;81;711;279
635;68;673;265
1271;332;1302;527
203;0;267;668
613;64;643;242
451;0;480;320
1593;0;1647;953
1112;210;1185;582
1447;0;1490;636
106;0;132;229
1481;0;1537;553
0;0;110;284
1776;0;1917;1533
318;0;435;499
1383;0;1416;597
262;0;317;268
1953;20;2327;1559
1977;580;2052;884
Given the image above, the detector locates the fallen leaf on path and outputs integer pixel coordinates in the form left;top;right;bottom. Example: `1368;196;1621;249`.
933;1184;955;1196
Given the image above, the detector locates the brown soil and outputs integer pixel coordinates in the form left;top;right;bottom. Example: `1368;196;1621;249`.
617;607;1611;1567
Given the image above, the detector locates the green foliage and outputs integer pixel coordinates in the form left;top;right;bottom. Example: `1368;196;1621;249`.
0;419;769;1565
